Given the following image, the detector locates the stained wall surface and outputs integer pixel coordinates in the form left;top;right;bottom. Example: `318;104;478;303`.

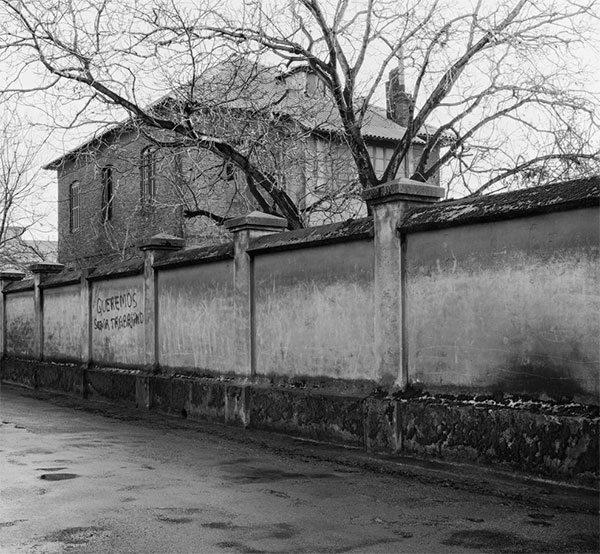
91;275;145;366
406;207;599;401
254;240;375;380
157;261;235;372
43;285;82;361
5;291;35;358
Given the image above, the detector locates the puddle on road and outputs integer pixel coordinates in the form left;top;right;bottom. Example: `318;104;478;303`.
218;457;254;466
43;526;107;546
442;529;599;553
223;467;336;484
154;507;206;525
39;473;79;481
202;521;241;530
0;519;27;528
156;515;194;524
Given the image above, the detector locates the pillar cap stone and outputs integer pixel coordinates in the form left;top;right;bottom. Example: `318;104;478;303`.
0;271;25;281
29;262;65;274
224;211;288;233
363;178;445;206
139;233;185;252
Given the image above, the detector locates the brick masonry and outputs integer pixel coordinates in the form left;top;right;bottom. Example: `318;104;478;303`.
53;128;252;267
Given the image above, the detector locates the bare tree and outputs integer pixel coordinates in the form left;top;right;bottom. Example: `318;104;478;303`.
0;0;597;231
199;0;599;195
0;117;54;271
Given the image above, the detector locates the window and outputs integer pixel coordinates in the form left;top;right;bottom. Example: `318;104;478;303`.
69;181;80;232
101;166;114;222
140;146;156;201
368;145;387;178
368;144;411;180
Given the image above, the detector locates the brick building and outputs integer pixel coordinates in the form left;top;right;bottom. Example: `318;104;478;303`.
44;63;443;268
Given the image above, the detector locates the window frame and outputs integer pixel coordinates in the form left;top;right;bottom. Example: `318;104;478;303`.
140;146;157;201
69;181;80;232
101;166;114;223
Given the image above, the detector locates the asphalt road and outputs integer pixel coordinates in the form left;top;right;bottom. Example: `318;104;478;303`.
0;384;598;554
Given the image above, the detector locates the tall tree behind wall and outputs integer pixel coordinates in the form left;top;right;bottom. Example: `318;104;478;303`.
0;117;53;270
0;0;597;233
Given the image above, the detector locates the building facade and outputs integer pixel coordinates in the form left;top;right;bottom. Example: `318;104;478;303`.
45;65;442;268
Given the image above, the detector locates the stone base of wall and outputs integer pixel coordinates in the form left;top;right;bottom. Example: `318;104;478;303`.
363;397;599;482
86;367;138;404
1;358;84;396
2;359;598;484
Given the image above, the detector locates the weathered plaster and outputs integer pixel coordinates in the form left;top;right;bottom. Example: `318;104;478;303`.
254;241;375;380
91;275;145;366
43;284;82;361
157;262;236;372
406;209;599;402
5;292;35;358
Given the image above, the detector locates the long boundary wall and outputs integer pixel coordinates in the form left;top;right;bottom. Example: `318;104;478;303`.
1;177;598;482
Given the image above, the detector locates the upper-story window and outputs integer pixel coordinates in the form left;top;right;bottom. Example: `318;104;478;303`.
101;166;114;222
69;181;80;232
140;146;157;201
367;144;409;179
369;145;388;178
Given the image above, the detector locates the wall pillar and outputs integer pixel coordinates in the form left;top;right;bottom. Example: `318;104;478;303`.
139;234;185;373
225;211;287;376
29;263;65;361
80;269;91;368
0;271;25;359
363;179;444;388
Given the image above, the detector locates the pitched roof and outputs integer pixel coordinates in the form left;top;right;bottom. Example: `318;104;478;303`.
43;60;440;170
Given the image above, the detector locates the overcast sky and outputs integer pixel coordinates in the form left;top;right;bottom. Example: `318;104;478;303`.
2;0;599;241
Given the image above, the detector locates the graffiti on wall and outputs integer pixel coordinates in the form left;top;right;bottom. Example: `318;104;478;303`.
93;290;144;331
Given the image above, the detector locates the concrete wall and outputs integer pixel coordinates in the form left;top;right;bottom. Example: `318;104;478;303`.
91;275;145;367
5;291;35;358
2;179;598;401
157;261;236;372
3;178;598;481
43;284;82;362
254;240;375;380
406;207;599;402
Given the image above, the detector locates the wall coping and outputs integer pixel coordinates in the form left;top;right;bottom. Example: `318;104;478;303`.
4;278;35;293
39;270;82;290
86;258;144;282
248;217;373;254
0;271;25;282
363;178;445;205
224;210;288;233
400;176;600;233
139;233;185;252
29;262;65;274
152;242;234;269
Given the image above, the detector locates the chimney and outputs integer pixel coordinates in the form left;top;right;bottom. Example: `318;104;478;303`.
386;59;412;127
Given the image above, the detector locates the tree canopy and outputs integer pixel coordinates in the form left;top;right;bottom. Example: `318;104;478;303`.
0;0;598;228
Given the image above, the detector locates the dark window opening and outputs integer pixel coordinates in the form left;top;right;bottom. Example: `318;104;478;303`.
140;146;157;201
101;166;114;222
69;181;80;232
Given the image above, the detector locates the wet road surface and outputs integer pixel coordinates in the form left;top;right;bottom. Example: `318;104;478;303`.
0;384;598;554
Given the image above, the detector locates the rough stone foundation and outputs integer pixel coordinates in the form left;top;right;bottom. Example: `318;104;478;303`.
2;358;598;485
